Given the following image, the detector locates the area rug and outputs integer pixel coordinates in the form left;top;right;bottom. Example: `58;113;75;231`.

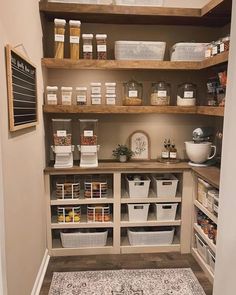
49;268;206;295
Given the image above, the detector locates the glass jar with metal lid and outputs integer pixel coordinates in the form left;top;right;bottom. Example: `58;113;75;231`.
150;82;171;106
177;83;197;106
123;79;143;106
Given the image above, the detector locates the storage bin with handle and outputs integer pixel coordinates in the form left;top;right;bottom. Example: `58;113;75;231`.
195;233;209;263
170;43;208;61
208;248;216;273
151;174;179;198
155;203;178;221
197;178;212;205
128;203;150;222
126;175;150;198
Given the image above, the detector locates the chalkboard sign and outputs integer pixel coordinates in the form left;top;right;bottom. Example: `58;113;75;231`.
6;45;38;131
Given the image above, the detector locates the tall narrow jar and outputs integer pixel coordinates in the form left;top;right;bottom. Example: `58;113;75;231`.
69;20;81;60
54;18;66;59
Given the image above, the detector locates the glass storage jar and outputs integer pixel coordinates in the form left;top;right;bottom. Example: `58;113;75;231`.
61;87;73;105
150;82;171;106
82;34;93;59
52;119;72;146
96;34;107;60
46;86;58;105
76;87;87;105
69;20;81;60
177;83;197;106
54;18;66;59
123;79;143;106
79;119;98;145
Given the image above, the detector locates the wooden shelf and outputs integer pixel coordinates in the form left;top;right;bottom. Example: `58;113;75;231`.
51;220;114;229
194;223;216;253
192;166;220;189
39;0;231;26
194;200;218;224
192;248;214;284
42;52;228;70
197;106;224;117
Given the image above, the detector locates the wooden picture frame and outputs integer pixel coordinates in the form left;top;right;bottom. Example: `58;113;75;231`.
129;130;151;160
6;44;38;132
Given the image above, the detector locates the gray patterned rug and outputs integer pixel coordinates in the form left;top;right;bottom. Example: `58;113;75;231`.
49;268;206;295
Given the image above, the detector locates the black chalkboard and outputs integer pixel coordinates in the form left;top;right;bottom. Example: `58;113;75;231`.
6;45;38;131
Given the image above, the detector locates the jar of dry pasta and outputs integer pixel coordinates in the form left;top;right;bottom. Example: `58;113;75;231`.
96;34;107;60
82;34;93;59
69;20;81;60
54;18;66;59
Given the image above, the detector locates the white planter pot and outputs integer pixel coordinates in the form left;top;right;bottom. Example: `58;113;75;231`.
119;155;127;162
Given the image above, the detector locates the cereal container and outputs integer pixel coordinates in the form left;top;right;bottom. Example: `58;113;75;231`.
52;119;72;147
79;119;98;145
54;18;66;59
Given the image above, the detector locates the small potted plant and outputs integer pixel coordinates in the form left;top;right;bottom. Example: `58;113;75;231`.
112;144;134;163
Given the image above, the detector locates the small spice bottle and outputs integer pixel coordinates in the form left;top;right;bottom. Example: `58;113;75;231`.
96;34;107;60
69;20;81;60
54;19;66;59
76;87;87;105
46;86;58;105
61;87;73;105
82;34;93;59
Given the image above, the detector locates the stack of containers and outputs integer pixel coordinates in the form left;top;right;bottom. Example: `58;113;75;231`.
90;83;102;105
105;83;117;105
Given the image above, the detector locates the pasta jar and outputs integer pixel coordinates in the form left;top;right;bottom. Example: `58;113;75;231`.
76;87;87;105
46;86;58;105
123;80;143;106
177;83;197;106
69;20;81;60
96;34;107;60
150;82;170;106
82;34;93;59
61;87;73;105
54;18;66;59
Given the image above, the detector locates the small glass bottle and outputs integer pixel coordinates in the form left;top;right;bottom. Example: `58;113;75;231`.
169;142;177;159
46;86;58;105
161;140;169;159
76;87;87;105
54;18;66;59
96;34;107;60
82;34;93;59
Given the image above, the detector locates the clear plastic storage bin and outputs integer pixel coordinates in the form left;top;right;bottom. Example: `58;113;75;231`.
76;87;88;105
152;174;179;198
46;86;58;105
170;43;208;61
155;203;178;221
79;119;98;145
96;34;107;60
195;233;209;263
52;119;72;146
82;34;93;59
115;41;166;61
61;87;73;105
60;229;108;248
128;204;150;222
128;227;175;246
126;175;151;198
197;178;213;206
116;0;163;6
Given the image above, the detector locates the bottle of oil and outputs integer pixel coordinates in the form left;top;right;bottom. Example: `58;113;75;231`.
170;141;177;159
161;139;169;159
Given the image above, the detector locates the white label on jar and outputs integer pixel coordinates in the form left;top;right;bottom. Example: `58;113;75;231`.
70;36;80;44
83;45;92;52
84;130;93;137
212;46;218;55
157;90;167;97
205;49;211;58
128;90;138;98
106;97;116;105
91;87;101;94
170;152;177;159
106;88;116;94
92;98;101;105
77;95;86;102
57;130;67;137
97;45;107;52
220;43;225;53
62;95;71;102
162;151;169;158
47;94;57;101
55;34;64;42
184;91;194;98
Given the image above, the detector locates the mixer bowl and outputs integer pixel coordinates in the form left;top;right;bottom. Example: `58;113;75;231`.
185;141;216;164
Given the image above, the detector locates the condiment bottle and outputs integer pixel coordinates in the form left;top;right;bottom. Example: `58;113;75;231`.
170;141;177;159
82;34;93;59
161;139;169;159
69;20;81;60
54;19;66;59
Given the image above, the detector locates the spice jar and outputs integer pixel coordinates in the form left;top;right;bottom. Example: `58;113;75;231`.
54;18;66;59
69;20;81;60
82;34;93;59
96;34;107;60
177;83;197;106
123;79;143;106
46;86;58;105
76;87;87;105
150;82;171;106
61;87;73;105
220;35;230;53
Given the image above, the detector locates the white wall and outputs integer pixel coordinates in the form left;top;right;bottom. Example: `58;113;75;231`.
213;1;236;294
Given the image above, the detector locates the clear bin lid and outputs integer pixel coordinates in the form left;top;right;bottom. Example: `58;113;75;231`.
76;87;87;91
54;18;66;26
105;82;116;87
61;87;73;91
82;34;93;39
96;34;107;39
46;86;58;91
69;20;81;27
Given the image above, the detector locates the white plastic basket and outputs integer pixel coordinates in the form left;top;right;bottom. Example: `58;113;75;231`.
152;174;179;198
208;248;216;273
115;41;166;61
170;43;208;61
60;230;108;248
195;233;209;263
155;203;178;221
87;205;111;222
126;175;151;198
115;0;163;6
128;204;150;222
128;227;175;246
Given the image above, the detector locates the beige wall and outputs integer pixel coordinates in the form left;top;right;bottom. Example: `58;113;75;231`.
0;1;46;295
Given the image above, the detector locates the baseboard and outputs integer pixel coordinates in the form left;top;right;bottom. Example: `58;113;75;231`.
31;249;50;295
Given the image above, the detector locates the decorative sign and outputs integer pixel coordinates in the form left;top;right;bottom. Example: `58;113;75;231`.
129;130;150;160
6;45;38;131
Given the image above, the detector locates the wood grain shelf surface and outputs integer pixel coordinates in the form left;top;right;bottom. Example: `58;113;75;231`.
42;52;228;70
39;0;231;26
192;166;220;189
194;200;218;224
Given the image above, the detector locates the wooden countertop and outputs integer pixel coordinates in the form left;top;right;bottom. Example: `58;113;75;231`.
192;166;220;189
